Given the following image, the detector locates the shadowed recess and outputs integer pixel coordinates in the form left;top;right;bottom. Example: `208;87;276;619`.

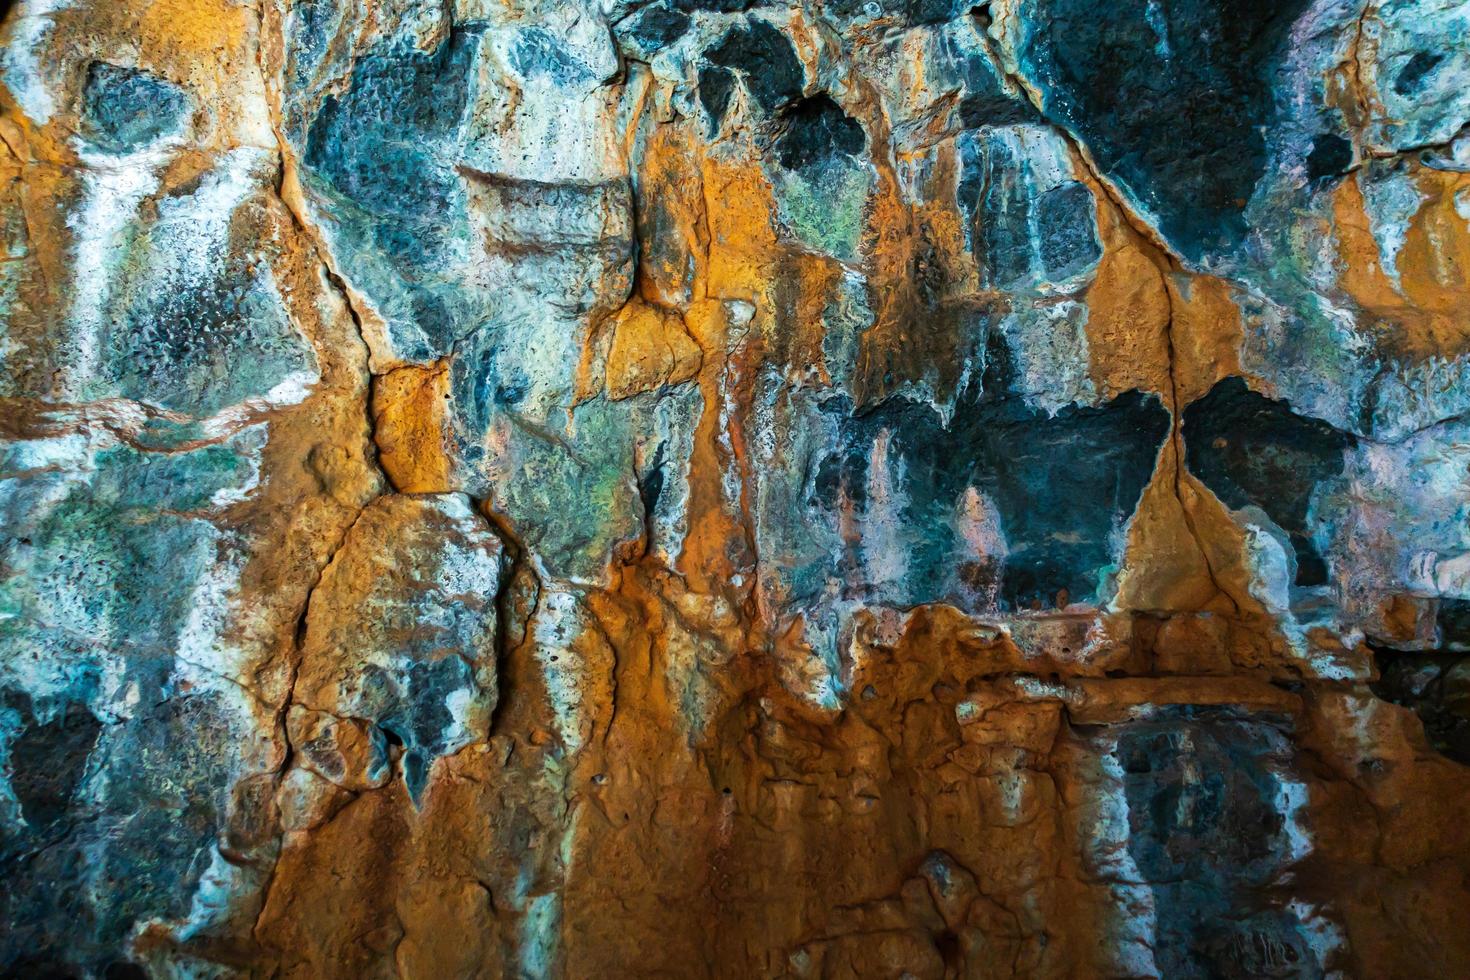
1182;377;1354;586
793;331;1170;609
1018;0;1313;261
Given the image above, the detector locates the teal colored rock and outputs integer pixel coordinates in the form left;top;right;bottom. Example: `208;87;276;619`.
79;62;190;154
0;426;277;967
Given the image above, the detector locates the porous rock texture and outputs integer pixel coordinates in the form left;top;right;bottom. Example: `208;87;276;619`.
2;0;1470;976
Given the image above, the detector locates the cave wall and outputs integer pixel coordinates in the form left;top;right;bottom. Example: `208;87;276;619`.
2;0;1470;976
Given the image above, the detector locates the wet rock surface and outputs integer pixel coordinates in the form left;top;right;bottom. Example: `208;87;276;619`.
2;0;1470;976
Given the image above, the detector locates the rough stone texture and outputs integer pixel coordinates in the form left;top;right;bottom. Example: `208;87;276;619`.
1;0;1469;976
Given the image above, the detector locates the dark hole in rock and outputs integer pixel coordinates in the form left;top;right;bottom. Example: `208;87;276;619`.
622;4;692;53
9;701;103;828
639;441;667;518
1182;377;1354;587
1438;597;1470;650
1306;133;1353;184
1020;0;1314;260
698;66;737;135
703;21;803;115
957;88;1040;128
1122;746;1153;773
774;94;866;171
800;329;1169;610
1371;648;1470;765
1394;50;1446;96
936;929;962;969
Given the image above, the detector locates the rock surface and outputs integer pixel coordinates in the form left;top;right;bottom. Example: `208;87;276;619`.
2;0;1470;976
